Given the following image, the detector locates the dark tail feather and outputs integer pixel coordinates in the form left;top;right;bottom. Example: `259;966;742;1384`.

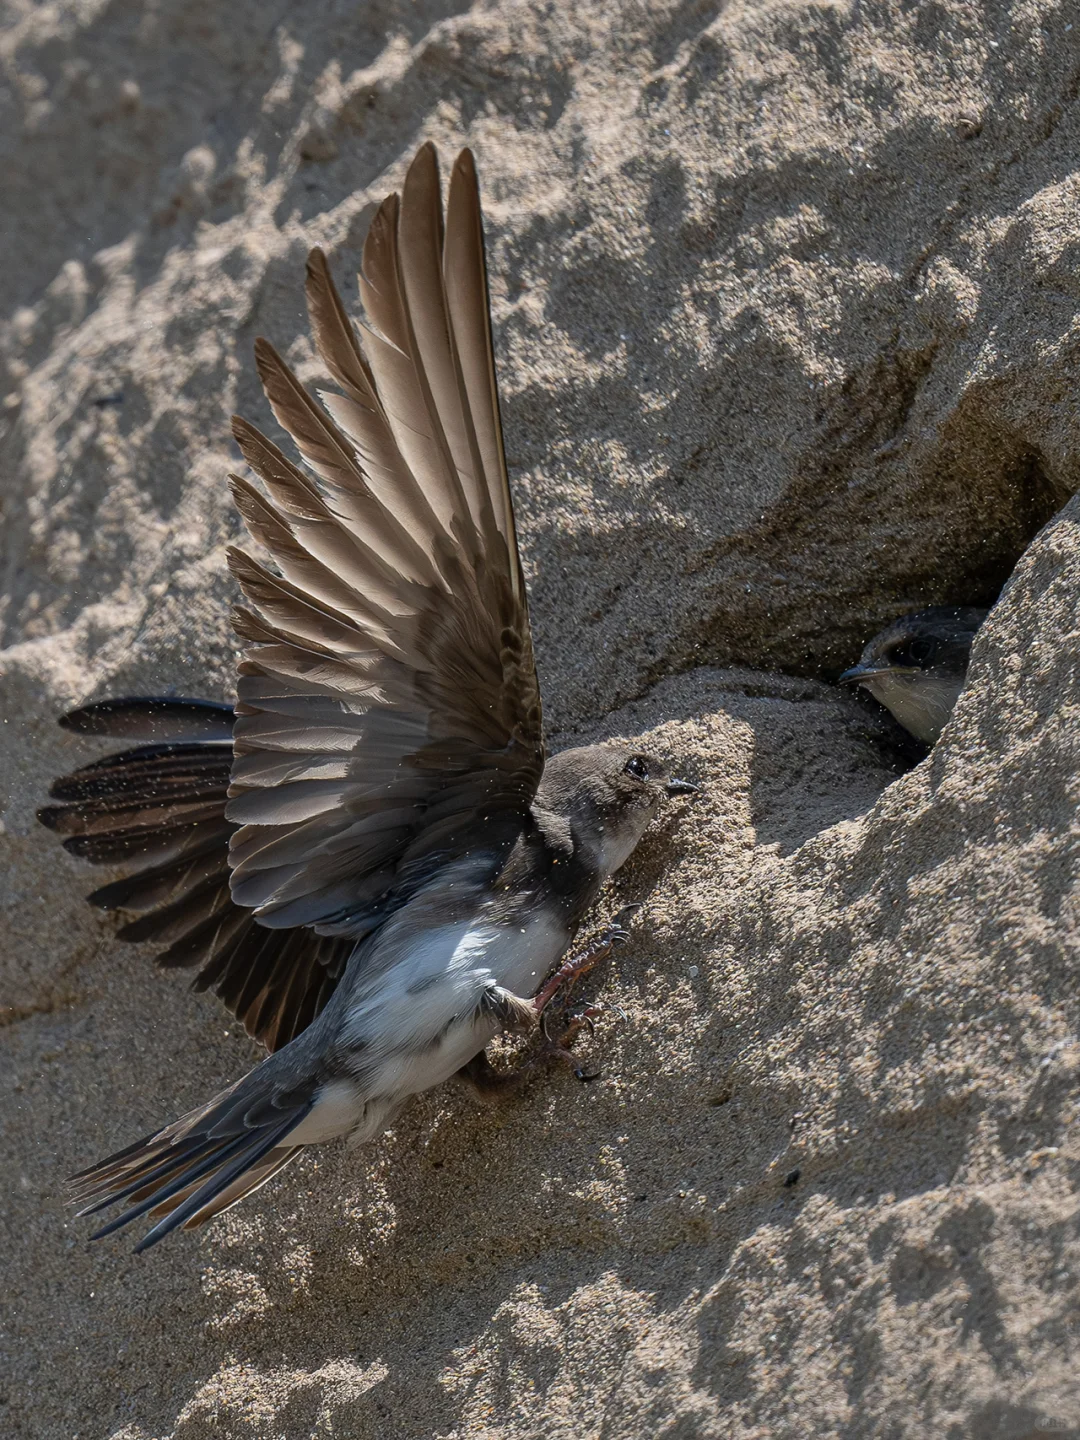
59;696;235;742
76;1135;217;1217
168;1145;304;1227
70;1087;314;1251
68;1087;243;1205
88;1130;265;1241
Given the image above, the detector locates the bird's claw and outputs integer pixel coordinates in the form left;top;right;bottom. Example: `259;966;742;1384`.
543;1001;604;1045
537;1033;602;1083
479;908;641;1090
603;903;642;948
468;999;614;1091
572;1009;597;1038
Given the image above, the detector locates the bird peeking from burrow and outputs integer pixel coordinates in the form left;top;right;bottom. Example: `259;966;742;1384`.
838;605;989;745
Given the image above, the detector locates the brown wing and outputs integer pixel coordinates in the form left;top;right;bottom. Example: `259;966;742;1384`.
39;699;353;1053
226;143;544;935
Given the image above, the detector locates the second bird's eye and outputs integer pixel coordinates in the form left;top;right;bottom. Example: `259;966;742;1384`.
624;756;650;782
907;636;938;666
891;636;938;668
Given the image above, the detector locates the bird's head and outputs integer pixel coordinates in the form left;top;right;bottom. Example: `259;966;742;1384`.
538;742;699;880
838;605;988;744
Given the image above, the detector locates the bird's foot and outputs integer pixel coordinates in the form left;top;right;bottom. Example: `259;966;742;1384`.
531;904;641;1017
468;906;640;1093
537;1002;608;1081
557;1001;604;1046
458;1005;610;1096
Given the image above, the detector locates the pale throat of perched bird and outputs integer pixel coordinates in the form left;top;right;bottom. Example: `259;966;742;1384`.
838;604;989;745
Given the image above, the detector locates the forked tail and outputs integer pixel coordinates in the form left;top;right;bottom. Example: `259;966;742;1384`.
69;1076;315;1252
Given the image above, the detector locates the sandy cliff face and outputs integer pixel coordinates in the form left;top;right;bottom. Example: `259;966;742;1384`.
1;1;1078;1436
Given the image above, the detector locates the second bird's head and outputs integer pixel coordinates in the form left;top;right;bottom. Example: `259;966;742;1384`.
839;605;989;745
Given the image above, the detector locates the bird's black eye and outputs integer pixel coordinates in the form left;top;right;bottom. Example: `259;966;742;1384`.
890;636;938;668
624;756;650;782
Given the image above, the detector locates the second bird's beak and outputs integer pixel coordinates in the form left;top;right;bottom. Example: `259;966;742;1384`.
838;663;880;685
839;662;920;686
665;778;700;797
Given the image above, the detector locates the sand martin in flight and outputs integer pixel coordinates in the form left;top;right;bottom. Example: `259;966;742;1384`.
39;145;697;1250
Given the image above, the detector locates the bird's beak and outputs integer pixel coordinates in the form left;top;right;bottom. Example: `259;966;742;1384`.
665;778;700;798
838;663;883;685
839;662;918;686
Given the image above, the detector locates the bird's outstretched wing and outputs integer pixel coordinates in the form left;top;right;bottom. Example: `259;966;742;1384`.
226;142;544;935
39;698;354;1052
39;145;542;1052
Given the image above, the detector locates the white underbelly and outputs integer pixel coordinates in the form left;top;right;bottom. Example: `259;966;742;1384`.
289;910;574;1147
490;910;570;997
339;909;571;1098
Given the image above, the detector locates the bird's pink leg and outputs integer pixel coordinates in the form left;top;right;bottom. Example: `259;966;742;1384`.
531;904;640;1015
466;905;640;1089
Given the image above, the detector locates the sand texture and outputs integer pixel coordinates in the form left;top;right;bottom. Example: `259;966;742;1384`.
2;0;1079;1436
